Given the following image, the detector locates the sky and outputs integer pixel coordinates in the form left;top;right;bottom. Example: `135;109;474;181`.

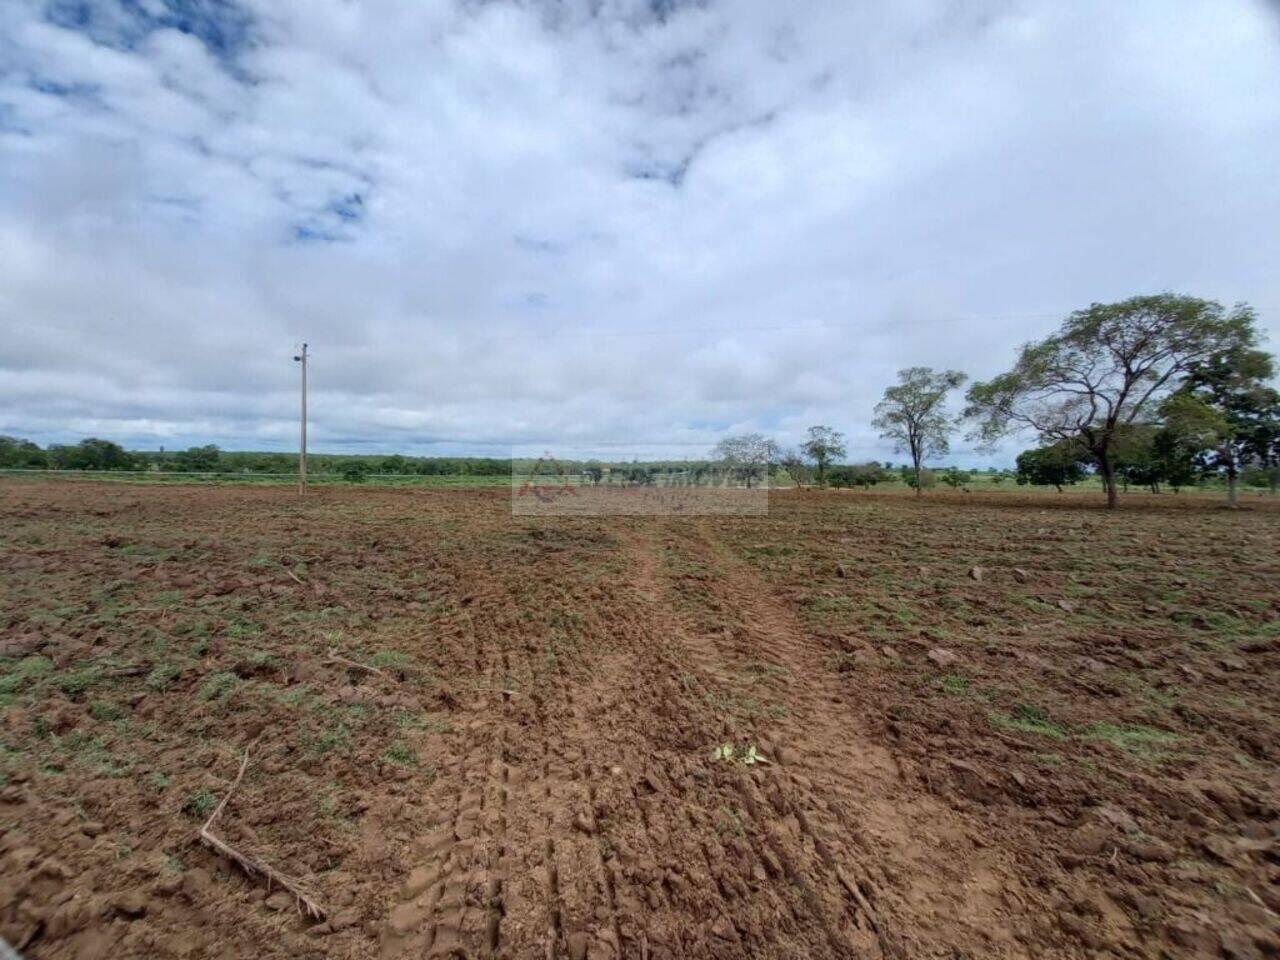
2;0;1279;466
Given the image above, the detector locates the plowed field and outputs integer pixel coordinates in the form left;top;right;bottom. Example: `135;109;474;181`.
1;481;1277;959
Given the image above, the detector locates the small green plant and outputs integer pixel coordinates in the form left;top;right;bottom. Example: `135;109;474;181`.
89;700;126;721
989;703;1068;740
198;670;240;703
304;722;352;756
939;673;970;696
225;619;260;640
146;662;180;691
248;650;277;670
369;650;413;672
710;742;771;766
0;655;54;699
1082;722;1178;756
382;740;418;766
58;666;103;697
153;590;184;608
183;789;217;818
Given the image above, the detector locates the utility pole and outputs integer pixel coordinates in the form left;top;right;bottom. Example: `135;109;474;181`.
293;343;308;493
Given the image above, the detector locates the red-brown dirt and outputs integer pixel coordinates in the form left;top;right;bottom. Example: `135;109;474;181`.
1;481;1277;958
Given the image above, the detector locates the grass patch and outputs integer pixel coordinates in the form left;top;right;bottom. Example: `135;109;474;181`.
304;722;352;756
368;650;412;670
939;673;971;696
382;740;419;766
89;700;126;721
394;710;454;735
197;670;240;703
804;595;856;616
55;731;128;777
146;662;181;691
989;703;1068;740
1082;722;1178;756
183;789;217;818
58;666;103;698
0;655;55;701
224;619;260;639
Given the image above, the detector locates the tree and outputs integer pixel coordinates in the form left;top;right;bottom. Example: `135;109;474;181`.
800;426;846;485
1015;442;1089;492
174;444;221;472
712;434;778;488
48;438;133;471
342;461;370;483
872;367;967;496
828;462;884;489
900;465;935;490
965;295;1260;508
778;448;810;488
939;467;970;489
1112;424;1163;494
0;436;46;469
380;454;408;474
1162;348;1280;505
1149;425;1199;492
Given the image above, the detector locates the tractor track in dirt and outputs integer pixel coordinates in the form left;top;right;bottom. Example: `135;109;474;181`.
635;520;1051;959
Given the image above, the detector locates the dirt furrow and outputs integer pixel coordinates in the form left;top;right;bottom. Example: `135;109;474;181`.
647;521;1050;959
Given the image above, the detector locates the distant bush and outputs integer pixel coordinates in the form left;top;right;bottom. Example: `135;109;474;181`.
828;462;884;488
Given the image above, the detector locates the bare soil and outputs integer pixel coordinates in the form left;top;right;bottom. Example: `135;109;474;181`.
1;481;1277;959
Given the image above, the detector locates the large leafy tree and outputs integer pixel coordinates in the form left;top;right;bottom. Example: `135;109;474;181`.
965;294;1260;508
800;426;846;485
49;438;133;471
1111;424;1165;494
1161;349;1280;505
872;367;967;497
1015;441;1089;491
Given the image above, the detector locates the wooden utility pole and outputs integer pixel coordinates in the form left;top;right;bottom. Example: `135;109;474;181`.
293;343;308;493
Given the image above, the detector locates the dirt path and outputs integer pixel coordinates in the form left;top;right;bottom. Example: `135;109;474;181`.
378;518;1058;959
647;521;1054;959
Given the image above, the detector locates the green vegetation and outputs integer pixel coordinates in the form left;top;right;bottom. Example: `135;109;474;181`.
873;367;967;495
183;789;217;818
966;294;1275;508
989;703;1068;740
146;662;181;691
197;670;240;703
1082;722;1178;756
382;740;419;766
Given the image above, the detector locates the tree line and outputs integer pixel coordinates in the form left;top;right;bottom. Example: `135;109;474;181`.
0;441;515;478
709;294;1279;507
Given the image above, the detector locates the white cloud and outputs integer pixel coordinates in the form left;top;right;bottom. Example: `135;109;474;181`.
1;0;1278;464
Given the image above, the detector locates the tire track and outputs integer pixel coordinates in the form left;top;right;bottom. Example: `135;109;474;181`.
661;519;1041;959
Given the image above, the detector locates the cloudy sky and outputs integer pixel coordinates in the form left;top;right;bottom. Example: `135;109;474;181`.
2;0;1278;464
